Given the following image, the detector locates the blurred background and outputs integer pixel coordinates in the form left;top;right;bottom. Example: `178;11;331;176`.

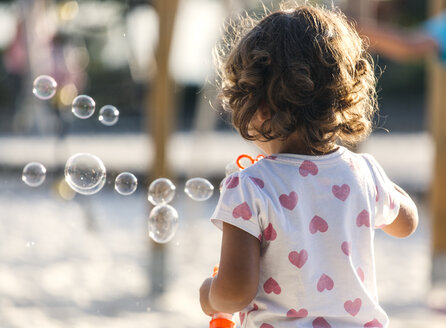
0;0;445;327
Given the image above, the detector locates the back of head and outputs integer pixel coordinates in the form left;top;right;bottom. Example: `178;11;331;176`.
216;2;377;153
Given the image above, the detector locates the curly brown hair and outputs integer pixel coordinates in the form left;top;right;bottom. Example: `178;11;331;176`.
215;3;377;153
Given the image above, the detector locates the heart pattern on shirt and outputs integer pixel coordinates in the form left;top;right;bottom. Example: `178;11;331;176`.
357;267;365;282
299;160;318;177
287;308;308;318
356;210;370;228
341;241;351;256
312;317;331;328
332;184;350;201
317;274;334;292
239;312;245;325
288;249;308;269
309;216;328;234
247;303;259;315
232;202;252;220
364;319;383;328
249;176;265;188
263;277;281;295
344;298;362;316
225;176;239;189
263;223;277;241
260;324;274;328
279;191;298;210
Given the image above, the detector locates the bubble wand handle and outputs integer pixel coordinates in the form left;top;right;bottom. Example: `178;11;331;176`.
209;265;236;328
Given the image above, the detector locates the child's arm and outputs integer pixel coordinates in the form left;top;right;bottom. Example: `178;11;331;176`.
381;184;418;238
200;222;260;315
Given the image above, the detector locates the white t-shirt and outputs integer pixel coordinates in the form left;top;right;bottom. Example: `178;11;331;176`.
211;146;400;328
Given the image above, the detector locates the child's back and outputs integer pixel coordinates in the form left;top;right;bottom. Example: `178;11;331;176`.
213;147;398;327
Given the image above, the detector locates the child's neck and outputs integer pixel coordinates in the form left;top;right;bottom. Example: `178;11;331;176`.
257;133;337;156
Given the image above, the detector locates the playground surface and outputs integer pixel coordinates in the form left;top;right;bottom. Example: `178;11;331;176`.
0;132;445;327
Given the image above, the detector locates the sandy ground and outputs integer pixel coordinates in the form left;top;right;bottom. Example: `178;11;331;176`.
0;132;445;327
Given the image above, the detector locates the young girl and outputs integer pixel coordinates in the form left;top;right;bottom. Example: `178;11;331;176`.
200;3;418;328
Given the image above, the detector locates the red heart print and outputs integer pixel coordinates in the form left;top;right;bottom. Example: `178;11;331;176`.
249;176;265;188
263;277;281;295
225;176;239;189
357;267;365;282
317;274;334;292
364;319;383;328
356;210;370;228
239;312;245;325
309;216;328;234
260;324;274;328
312;317;331;328
341;242;351;256
264;223;277;241
279;191;298;210
299;160;318;177
288;250;308;269
344;298;362;316
332;184;350;201
287;308;308;318
232;202;252;220
247;303;259;315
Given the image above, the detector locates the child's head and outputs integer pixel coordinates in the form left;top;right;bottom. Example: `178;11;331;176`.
216;3;377;153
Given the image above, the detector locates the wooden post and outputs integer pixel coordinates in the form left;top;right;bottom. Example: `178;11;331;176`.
428;0;446;256
147;0;179;296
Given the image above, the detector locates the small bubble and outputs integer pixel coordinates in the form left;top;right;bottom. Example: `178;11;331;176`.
99;105;119;126
148;178;176;205
33;75;57;100
72;95;95;119
115;172;137;195
22;162;46;187
148;204;179;244
184;177;214;201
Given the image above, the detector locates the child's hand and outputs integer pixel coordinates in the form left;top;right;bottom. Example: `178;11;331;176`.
199;277;216;316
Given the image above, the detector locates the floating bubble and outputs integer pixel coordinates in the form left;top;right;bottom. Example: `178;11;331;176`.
33;75;57;100
148;178;176;205
99;105;119;126
64;153;106;195
72;95;95;119
22;162;46;187
184;177;214;201
114;172;138;195
148;204;179;244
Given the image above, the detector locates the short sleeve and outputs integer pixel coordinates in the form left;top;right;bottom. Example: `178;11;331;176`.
424;11;446;62
361;154;401;229
211;173;263;240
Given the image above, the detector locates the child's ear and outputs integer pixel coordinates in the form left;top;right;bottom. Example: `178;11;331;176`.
256;105;271;122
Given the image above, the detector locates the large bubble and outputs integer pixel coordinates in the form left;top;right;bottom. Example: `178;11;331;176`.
22;162;46;187
184;177;214;201
72;95;95;119
114;172;138;195
148;178;176;205
33;75;57;100
148;204;179;244
64;153;106;195
99;105;119;126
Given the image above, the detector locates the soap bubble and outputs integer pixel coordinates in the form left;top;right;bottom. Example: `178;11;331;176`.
148;204;179;243
22;162;46;187
184;177;214;201
148;178;176;205
99;105;119;126
64;153;106;195
114;172;138;195
33;75;57;100
72;95;95;119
